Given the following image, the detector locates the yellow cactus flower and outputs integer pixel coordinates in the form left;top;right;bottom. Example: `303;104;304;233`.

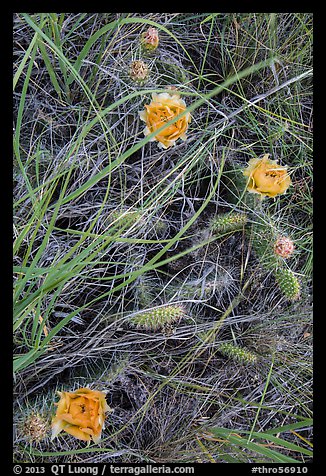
243;154;291;198
51;387;110;443
139;91;191;149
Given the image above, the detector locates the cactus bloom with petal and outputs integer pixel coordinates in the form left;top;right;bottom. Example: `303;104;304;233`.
139;91;191;149
51;388;110;443
243;154;291;198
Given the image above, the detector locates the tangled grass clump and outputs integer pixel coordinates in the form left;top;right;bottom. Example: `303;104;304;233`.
13;12;313;464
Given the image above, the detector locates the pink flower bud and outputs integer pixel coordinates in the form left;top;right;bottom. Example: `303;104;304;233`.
140;27;159;51
274;236;295;259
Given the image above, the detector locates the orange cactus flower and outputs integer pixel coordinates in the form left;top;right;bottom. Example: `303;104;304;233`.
243;154;291;198
139;92;191;149
51;387;110;443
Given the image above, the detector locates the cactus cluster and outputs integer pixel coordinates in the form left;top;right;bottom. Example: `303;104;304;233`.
129;304;185;331
218;342;258;365
125;28;159;89
249;221;300;300
223;164;302;302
